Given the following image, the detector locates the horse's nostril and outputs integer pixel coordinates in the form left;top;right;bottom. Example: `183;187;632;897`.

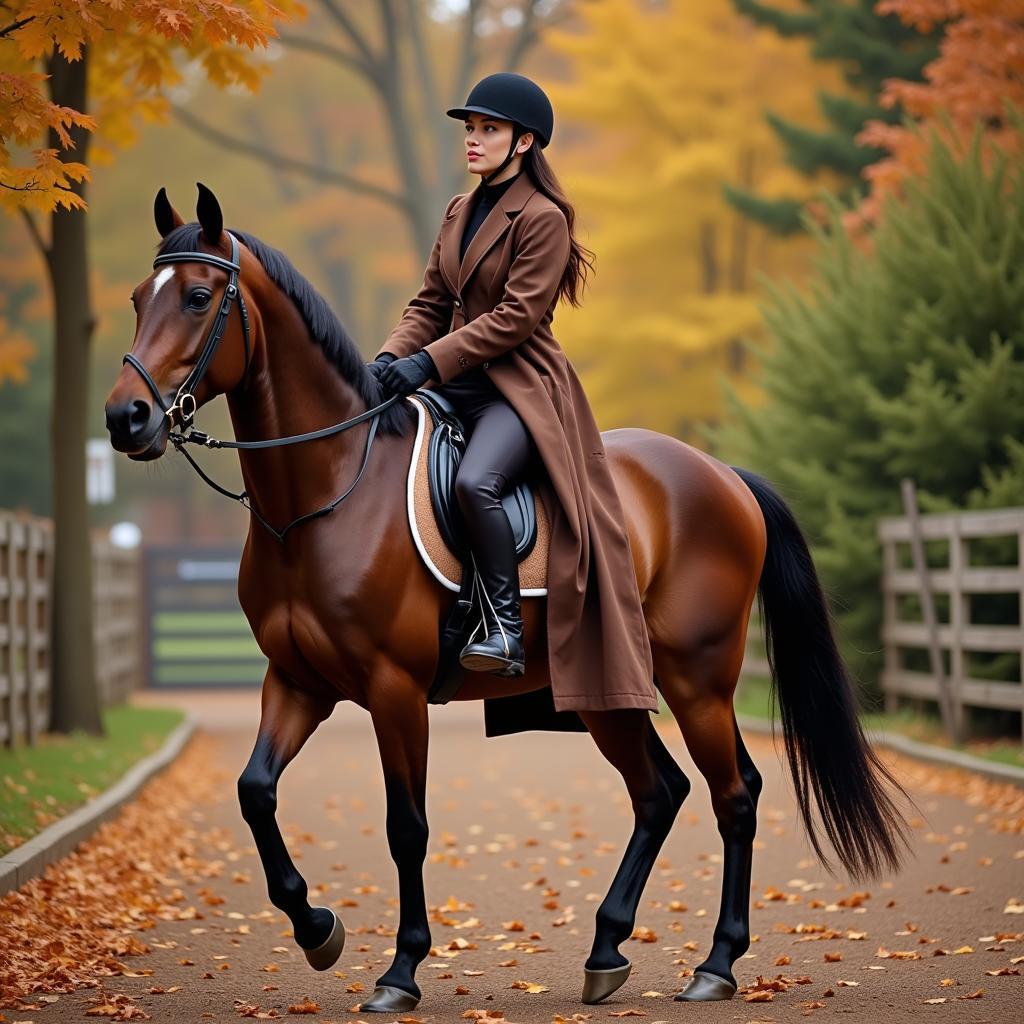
129;399;151;432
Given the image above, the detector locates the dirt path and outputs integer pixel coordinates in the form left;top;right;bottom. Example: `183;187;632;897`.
2;691;1021;1022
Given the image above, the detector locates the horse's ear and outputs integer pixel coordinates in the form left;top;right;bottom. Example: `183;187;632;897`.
154;187;184;238
195;182;223;246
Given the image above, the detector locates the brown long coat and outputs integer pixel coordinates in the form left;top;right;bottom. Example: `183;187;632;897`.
376;171;657;715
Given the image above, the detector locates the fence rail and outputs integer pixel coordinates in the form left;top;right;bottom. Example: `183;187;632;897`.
878;504;1024;740
0;509;143;747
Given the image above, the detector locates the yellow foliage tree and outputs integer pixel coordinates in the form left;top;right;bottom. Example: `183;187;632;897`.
545;0;850;439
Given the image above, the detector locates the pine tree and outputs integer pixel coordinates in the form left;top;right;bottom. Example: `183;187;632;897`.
714;113;1024;692
725;0;940;233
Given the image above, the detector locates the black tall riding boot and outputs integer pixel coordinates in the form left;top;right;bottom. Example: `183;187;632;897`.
459;543;526;677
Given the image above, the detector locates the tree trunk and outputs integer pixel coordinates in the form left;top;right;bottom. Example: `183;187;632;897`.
45;46;103;736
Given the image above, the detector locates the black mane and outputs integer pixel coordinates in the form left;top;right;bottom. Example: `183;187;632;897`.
155;223;415;438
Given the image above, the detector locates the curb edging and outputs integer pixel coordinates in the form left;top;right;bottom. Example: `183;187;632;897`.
735;714;1024;786
0;711;198;896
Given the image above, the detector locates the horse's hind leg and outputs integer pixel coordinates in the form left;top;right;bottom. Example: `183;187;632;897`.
577;707;691;1004
237;668;341;964
657;639;761;1002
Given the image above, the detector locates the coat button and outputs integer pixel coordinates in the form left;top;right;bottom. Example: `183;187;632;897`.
453;298;462;308
483;362;490;369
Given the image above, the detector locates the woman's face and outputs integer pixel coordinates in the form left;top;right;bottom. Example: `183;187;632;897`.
464;113;532;179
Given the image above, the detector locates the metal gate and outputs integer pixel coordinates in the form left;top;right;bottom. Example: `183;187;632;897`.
143;544;265;687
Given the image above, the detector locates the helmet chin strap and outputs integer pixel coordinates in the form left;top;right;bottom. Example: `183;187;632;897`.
481;124;523;186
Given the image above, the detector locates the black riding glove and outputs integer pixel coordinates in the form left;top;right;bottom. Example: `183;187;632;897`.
379;350;438;396
366;352;397;382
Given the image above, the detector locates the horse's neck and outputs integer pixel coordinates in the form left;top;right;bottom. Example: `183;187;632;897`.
225;302;372;531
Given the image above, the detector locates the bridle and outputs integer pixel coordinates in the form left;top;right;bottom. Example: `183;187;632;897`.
123;231;252;429
121;230;402;543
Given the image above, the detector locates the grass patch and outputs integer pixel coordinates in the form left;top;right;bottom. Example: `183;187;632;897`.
731;676;1024;769
0;703;185;856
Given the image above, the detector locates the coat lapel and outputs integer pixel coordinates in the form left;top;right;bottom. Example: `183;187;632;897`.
440;172;537;295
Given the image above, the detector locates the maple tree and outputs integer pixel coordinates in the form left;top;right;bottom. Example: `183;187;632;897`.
0;0;303;734
852;0;1024;228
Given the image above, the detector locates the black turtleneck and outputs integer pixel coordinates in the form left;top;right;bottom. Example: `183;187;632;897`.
460;170;521;261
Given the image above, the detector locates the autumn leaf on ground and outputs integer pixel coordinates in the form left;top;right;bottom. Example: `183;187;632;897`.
510;980;549;993
608;1011;646;1018
286;996;320;1013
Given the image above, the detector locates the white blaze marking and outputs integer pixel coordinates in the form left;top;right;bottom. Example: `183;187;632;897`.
150;266;175;299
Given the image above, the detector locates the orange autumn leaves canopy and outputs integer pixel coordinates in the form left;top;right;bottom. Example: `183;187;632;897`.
855;0;1024;225
0;0;304;216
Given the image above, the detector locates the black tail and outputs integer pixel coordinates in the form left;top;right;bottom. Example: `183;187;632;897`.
732;466;911;881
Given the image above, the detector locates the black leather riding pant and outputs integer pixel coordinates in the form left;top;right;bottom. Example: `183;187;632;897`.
435;370;536;607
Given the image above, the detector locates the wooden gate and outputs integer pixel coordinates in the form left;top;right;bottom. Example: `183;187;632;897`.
143;545;264;688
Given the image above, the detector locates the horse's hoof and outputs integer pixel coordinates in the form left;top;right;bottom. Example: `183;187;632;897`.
358;985;421;1013
581;962;631;1004
673;971;737;1001
301;908;345;971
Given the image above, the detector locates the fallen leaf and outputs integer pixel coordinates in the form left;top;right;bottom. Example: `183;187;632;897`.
509;981;549;994
286;996;320;1014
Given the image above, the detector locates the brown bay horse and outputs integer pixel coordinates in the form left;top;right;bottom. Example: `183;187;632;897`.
104;184;909;1012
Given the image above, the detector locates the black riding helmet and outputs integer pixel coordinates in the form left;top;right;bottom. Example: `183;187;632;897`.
446;72;554;185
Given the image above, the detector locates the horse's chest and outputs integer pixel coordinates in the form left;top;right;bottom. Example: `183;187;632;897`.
238;554;364;686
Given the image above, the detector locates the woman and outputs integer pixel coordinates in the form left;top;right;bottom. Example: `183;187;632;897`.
369;73;658;722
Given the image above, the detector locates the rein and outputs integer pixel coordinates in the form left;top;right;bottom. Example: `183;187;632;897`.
122;230;403;543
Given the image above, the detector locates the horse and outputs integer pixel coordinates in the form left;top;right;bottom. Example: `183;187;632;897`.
104;183;909;1013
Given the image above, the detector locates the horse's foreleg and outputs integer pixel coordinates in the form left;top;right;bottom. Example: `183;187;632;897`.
578;708;691;1004
358;673;431;1014
237;667;340;963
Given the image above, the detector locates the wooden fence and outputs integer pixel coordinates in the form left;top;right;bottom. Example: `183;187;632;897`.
0;509;143;747
878;504;1024;740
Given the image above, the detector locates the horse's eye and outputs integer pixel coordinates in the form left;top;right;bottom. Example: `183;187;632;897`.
187;290;211;310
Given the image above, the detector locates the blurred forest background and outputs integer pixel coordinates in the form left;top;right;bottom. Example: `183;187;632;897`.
2;0;1021;699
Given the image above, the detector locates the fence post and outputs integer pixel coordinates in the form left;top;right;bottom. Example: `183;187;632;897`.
2;514;15;748
900;478;961;743
881;534;899;715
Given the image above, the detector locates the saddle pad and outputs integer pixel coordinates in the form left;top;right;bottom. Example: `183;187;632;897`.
406;393;549;595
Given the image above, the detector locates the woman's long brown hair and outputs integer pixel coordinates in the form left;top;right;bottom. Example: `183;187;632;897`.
522;143;595;308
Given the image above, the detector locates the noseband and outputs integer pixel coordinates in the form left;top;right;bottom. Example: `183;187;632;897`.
122;231;251;428
121;230;402;543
